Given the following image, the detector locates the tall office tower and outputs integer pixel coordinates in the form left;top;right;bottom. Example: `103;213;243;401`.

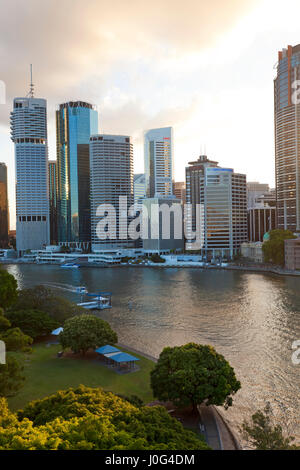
274;44;300;232
247;182;270;209
173;181;186;204
56;101;98;245
48;161;57;244
90;135;134;251
185;155;247;259
133;173;146;205
11;93;50;255
0;163;9;247
144;127;173;198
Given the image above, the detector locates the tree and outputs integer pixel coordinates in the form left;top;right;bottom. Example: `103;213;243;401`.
59;315;118;355
0;327;32;352
5;385;210;450
0;310;11;332
151;343;241;412
10;286;86;323
150;254;166;263
241;403;298;450
262;229;296;266
5;309;59;340
0;356;25;397
0;270;18;310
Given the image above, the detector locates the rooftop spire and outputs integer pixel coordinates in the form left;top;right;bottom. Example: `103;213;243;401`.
27;64;34;98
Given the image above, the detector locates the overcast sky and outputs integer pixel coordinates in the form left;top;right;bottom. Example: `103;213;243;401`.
1;0;300;228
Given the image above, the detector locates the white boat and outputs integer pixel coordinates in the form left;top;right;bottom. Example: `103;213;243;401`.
60;263;80;269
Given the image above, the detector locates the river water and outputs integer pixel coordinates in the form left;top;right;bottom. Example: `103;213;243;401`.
3;264;300;441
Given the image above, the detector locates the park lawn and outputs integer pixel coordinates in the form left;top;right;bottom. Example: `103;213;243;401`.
8;343;154;411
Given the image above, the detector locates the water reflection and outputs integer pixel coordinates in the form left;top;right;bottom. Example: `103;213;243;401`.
4;264;300;440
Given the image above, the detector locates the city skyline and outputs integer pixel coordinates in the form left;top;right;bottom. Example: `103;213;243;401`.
2;0;300;229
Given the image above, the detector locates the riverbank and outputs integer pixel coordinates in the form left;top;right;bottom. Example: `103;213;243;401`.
2;258;300;278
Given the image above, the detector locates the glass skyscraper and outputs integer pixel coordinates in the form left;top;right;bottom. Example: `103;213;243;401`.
0;162;9;248
48;160;57;244
11;97;50;254
144;127;173;198
56;101;98;244
274;44;300;231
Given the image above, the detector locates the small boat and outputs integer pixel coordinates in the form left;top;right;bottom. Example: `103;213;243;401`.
75;286;88;294
60;263;80;269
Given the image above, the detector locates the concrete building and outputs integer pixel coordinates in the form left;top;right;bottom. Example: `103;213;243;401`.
285;238;300;270
142;196;184;253
0;163;9;248
144;127;173;198
48;160;57;244
248;207;276;242
247;182;270;209
185;155;247;259
56;101;98;244
10;94;50;255
90;134;134;251
274;44;300;232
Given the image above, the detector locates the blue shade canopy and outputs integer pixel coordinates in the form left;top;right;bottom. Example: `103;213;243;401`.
95;345;120;355
51;327;64;335
108;352;140;363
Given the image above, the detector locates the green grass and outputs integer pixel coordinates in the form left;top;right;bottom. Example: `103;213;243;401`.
8;343;154;411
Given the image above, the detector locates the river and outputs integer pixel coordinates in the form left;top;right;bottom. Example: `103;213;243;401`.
3;264;300;442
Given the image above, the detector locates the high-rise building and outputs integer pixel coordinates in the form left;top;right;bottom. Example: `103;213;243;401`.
11;95;50;254
133;173;146;205
48;160;57;244
247;182;270;209
274;44;300;231
173;181;186;204
56;101;98;245
185;155;247;259
144;127;173;198
0;163;9;248
90;135;134;251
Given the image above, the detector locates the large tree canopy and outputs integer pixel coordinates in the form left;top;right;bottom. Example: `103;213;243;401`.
59;315;118;355
0;386;209;450
10;286;86;323
262;229;296;266
5;309;59;340
151;343;241;411
0;270;18;310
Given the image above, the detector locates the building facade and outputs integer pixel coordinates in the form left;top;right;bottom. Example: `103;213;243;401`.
133;173;146;205
247;182;270;209
11;97;50;254
48;160;57;244
173;181;186;204
274;44;300;232
144;127;173;198
248;207;276;242
90;135;134;251
56;101;98;244
185;155;247;259
285;238;300;270
142;196;184;253
0;163;9;248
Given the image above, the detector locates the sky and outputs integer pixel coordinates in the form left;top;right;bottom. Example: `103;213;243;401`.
1;0;300;229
